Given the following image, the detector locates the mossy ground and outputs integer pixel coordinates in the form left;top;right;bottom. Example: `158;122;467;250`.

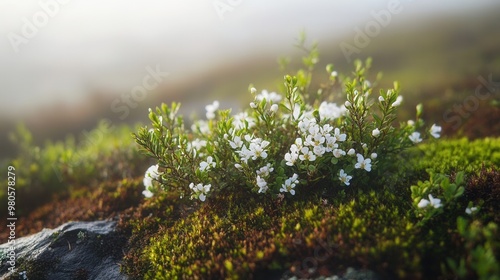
5;137;500;279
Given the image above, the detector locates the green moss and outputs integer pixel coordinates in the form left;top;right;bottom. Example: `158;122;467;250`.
409;137;500;175
126;188;425;278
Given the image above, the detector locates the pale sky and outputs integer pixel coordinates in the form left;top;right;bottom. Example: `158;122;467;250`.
0;0;498;117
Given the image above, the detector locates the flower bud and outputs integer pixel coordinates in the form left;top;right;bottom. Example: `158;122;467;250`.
372;128;380;137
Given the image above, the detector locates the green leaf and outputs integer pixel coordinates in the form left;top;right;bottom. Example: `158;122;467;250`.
456;216;468;236
454;187;464;198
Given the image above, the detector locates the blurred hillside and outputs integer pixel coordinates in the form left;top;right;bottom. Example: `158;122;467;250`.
1;6;499;160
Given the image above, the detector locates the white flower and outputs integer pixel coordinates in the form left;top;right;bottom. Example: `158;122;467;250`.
280;173;299;195
372;128;380;137
228;136;243;149
270;104;279;113
143;164;162;193
347;148;356;156
321;124;334;135
205;101;220;120
324;135;338;152
256;176;268;193
465;206;478;215
143;176;153;190
409;132;422;144
370;153;378;159
192;120;210;134
142;189;154;198
250;87;257;94
199;156;216;171
298;117;316;134
318;102;347;121
332;148;346;158
331;71;338;78
299;147;316;162
391;96;403;107
249;140;270;160
294;138;304;150
250;102;257;109
256;163;274;177
284;152;298;166
256;90;282;103
417;194;442;209
233;112;255;129
190;139;207;151
344;100;351;107
378;96;385;102
333;128;347;142
189;183;211;202
430;124;442;139
407;120;415;126
145;164;161;180
354;153;372;172
293;104;302;121
236;145;252;163
313;145;326;157
338;169;352;186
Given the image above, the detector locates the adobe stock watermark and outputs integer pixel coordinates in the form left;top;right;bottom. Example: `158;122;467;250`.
111;64;169;120
7;0;72;53
340;0;412;63
443;74;500;130
213;0;243;21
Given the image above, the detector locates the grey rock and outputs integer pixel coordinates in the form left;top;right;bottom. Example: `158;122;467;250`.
282;267;379;280
0;220;128;280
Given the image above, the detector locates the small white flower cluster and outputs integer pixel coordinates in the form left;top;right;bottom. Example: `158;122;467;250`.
199;156;216;171
142;164;162;198
233;111;255;130
284;114;373;186
465;206;478;215
186;138;208;158
409;124;442;144
417;194;442;209
227;132;275;193
250;89;282;114
205;100;219;120
228;134;270;164
255;163;274;193
318;102;347;121
255;90;282;104
285;116;348;166
279;173;299;195
189;183;211;202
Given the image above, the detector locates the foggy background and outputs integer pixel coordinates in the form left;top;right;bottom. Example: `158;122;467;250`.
1;0;499;159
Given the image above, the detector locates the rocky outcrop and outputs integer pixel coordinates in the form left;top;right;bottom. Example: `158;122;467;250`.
0;220;128;280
